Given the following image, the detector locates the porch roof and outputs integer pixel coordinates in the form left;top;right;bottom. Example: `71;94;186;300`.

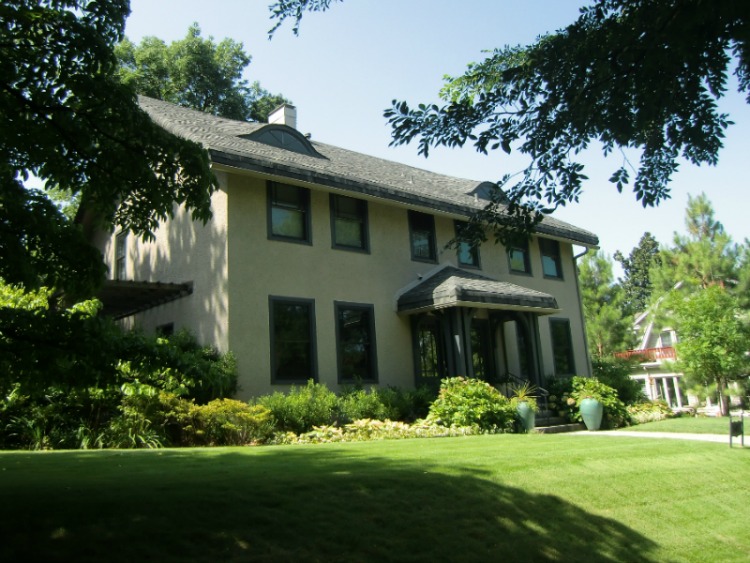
97;280;193;320
396;266;560;315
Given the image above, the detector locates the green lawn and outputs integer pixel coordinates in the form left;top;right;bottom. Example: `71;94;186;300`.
1;434;748;562
622;414;744;435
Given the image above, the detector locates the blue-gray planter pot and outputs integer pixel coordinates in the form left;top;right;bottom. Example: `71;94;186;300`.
516;402;536;433
579;398;603;431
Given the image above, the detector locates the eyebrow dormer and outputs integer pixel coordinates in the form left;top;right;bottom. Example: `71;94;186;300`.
241;125;323;158
239;104;324;158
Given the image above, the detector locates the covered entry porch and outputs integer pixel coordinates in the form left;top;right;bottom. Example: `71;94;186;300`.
396;266;560;390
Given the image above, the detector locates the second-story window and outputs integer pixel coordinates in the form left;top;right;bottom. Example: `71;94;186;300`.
268;182;311;243
508;239;531;274
331;194;369;251
454;220;480;268
540;238;563;279
408;210;436;262
115;232;127;281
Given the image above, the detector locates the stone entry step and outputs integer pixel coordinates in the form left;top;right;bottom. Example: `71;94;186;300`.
534;423;585;434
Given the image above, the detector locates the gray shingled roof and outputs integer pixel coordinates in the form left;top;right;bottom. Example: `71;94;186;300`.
397;266;560;314
139;96;598;246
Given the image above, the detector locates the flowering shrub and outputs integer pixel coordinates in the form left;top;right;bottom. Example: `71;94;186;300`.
426;377;515;433
271;418;483;445
627;401;675;424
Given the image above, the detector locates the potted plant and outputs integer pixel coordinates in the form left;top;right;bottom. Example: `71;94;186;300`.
511;382;539;433
570;377;606;431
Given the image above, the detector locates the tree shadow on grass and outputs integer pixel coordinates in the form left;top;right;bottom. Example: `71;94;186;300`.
1;446;664;562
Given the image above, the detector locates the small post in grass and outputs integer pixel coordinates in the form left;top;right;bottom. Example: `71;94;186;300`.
729;411;744;448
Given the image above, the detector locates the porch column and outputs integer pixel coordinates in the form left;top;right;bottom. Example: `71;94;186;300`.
673;377;683;408
662;377;672;406
443;308;473;378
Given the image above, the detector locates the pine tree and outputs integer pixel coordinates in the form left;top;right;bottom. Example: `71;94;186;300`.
614;232;660;317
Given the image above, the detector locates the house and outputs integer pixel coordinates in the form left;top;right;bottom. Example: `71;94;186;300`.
614;281;690;408
615;308;685;408
90;97;599;400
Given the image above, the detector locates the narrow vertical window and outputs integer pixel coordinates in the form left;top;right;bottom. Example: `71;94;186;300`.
540;238;563;279
550;318;576;376
409;210;436;262
331;194;369;251
270;297;317;383
413;315;445;384
115;232;127;281
455;220;480;268
508;239;531;274
268;182;311;243
335;303;377;383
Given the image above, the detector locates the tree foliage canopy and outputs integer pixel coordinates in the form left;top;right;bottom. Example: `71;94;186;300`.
670;284;748;415
116;23;291;123
1;0;217;296
578;251;632;358
270;0;750;242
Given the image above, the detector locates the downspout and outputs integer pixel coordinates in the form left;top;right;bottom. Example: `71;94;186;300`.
573;246;594;378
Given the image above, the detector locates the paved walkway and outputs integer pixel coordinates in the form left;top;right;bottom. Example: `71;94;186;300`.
571;429;747;446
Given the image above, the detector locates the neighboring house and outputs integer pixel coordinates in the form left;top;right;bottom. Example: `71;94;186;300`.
90;97;599;400
616;309;685;408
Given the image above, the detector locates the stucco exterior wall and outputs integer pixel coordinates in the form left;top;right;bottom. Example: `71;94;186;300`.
222;169;590;399
99;173;230;352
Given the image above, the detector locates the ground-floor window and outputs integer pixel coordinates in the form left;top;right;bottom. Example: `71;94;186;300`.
413;314;445;384
335;302;377;383
269;296;317;383
550;318;575;376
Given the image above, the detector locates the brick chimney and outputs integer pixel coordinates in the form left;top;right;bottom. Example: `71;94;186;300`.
268;104;297;129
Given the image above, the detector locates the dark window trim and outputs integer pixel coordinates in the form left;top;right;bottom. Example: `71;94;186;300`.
408;210;437;263
334;301;378;384
269;296;318;384
267;181;312;245
550;317;576;376
507;239;532;276
115;231;127;281
454;220;481;269
329;194;370;253
539;238;564;280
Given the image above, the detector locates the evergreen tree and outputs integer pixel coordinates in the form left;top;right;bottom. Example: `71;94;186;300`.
652;193;738;295
614;232;660;317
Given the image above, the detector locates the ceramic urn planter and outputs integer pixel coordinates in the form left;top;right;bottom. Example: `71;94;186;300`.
579;398;603;431
516;401;536;433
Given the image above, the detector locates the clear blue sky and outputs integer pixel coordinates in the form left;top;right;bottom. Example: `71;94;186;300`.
124;0;750;274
